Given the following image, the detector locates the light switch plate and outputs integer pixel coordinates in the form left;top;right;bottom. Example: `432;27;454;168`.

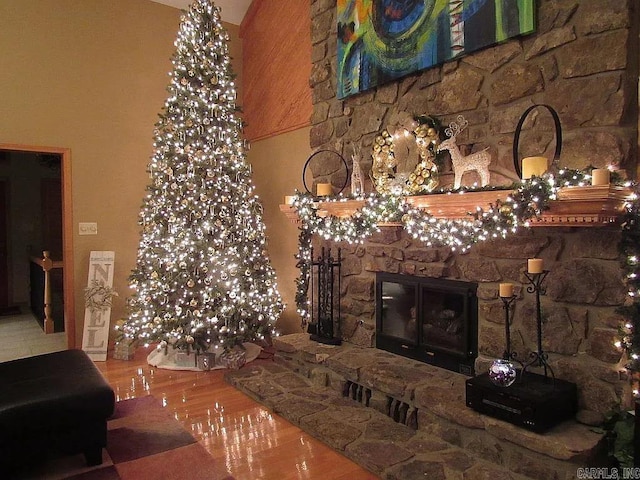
79;222;98;235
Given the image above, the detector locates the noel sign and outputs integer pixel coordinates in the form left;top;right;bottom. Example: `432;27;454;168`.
82;251;116;361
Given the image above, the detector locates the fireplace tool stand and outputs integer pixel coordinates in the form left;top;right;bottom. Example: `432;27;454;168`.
522;270;555;382
308;247;342;345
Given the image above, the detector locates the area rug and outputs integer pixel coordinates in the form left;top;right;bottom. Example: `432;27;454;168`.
16;396;233;480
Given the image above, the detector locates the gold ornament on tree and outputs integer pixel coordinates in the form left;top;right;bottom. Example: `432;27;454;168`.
371;113;441;195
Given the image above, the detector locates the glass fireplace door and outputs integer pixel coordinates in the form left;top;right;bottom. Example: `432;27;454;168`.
379;281;417;343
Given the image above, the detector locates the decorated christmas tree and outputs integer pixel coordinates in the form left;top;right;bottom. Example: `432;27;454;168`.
119;0;283;354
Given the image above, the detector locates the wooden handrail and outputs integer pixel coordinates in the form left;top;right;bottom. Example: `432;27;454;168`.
30;251;63;270
30;250;63;334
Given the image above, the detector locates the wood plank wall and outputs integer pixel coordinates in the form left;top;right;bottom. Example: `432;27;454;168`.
240;0;312;142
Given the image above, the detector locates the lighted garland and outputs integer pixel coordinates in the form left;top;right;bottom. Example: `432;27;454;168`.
292;192;407;326
293;173;568;327
617;182;640;385
292;169;639;376
402;174;558;251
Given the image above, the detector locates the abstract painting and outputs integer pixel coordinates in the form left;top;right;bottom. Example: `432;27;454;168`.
337;0;535;98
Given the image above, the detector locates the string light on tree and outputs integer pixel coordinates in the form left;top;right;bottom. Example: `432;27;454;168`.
117;0;283;354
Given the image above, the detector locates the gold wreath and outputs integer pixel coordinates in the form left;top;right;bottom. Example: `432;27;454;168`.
371;120;441;195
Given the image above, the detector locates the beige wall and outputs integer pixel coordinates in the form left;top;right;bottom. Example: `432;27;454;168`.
0;0;300;347
0;1;246;348
247;128;311;335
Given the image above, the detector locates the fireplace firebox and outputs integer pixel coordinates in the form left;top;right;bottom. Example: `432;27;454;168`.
375;273;478;375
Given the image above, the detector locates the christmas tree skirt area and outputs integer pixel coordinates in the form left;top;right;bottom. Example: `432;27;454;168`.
147;342;262;371
13;395;233;480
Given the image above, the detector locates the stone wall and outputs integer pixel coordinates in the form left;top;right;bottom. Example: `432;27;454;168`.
309;0;638;185
317;226;627;419
306;0;639;418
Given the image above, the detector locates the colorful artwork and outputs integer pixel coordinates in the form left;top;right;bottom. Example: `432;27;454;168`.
337;0;535;98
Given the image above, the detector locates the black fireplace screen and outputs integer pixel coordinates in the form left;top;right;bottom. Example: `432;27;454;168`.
376;273;478;375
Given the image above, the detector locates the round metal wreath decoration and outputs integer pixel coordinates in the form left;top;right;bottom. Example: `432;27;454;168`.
301;150;349;196
371;114;442;196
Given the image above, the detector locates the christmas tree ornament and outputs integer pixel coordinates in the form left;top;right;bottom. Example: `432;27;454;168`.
499;204;513;216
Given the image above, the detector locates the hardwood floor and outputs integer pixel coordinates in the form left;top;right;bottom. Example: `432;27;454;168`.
97;347;377;480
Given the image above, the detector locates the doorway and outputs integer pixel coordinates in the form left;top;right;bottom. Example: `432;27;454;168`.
0;179;10;312
0;144;74;349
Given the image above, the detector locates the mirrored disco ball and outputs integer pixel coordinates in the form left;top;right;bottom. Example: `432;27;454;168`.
488;359;517;387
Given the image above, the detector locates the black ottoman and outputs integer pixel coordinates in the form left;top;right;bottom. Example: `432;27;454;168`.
0;349;115;471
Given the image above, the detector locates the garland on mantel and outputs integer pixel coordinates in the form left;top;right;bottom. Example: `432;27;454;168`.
617;184;640;383
291;168;640;392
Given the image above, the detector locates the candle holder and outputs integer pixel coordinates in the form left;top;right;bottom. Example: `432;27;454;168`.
500;295;523;365
488;295;523;388
513;104;562;178
522;269;554;381
301;150;349;197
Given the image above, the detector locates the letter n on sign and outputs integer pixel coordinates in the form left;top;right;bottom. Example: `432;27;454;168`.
82;251;115;361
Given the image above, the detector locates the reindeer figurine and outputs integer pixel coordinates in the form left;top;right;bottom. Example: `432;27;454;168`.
437;115;491;189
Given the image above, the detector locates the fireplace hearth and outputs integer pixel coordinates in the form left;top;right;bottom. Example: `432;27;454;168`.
375;272;478;375
305;225;629;417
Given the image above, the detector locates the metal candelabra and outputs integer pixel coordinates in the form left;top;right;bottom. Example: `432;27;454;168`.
522;270;554;381
500;295;523;368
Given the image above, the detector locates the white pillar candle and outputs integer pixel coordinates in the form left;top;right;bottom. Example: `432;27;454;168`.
499;283;514;298
316;183;333;196
591;169;611;186
527;258;544;274
521;156;548;179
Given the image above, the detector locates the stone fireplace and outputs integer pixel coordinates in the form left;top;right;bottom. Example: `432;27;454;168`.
304;0;638;420
312;224;629;419
225;2;640;477
375;272;478;375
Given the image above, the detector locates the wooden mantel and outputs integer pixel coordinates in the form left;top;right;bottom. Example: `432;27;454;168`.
280;185;633;227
